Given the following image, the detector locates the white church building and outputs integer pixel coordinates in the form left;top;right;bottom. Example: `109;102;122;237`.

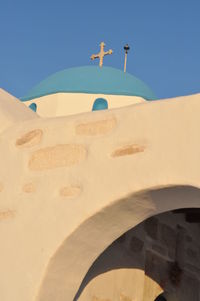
0;44;200;301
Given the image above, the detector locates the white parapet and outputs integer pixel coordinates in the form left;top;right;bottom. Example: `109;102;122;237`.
0;88;38;133
0;93;200;301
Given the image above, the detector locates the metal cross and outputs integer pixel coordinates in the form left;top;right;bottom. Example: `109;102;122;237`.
90;42;113;68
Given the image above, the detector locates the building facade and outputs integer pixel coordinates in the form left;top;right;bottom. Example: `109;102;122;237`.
0;65;200;301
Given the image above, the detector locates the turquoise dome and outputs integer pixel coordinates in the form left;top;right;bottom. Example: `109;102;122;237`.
21;66;156;101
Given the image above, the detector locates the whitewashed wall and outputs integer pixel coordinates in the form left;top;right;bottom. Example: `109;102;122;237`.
24;92;144;117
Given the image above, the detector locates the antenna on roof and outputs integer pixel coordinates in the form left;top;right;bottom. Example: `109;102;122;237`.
124;44;130;73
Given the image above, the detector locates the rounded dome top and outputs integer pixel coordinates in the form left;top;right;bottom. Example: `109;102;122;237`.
21;66;156;101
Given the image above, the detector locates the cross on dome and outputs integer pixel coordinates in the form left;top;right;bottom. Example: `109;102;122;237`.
90;42;113;68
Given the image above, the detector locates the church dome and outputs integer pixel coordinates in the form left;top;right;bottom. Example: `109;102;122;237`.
21;66;156;101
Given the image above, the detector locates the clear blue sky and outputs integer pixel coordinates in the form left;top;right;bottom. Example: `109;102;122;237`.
0;0;199;99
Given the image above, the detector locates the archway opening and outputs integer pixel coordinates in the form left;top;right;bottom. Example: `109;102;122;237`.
76;207;200;301
37;185;200;301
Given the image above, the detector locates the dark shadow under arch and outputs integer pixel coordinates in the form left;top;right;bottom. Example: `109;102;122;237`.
155;294;167;301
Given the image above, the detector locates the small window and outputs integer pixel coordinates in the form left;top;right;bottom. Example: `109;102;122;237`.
29;103;37;112
92;98;108;111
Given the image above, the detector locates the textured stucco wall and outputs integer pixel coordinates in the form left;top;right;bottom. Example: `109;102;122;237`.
0;91;200;301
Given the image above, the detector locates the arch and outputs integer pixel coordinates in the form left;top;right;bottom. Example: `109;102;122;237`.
29;102;37;112
92;98;108;111
36;185;200;301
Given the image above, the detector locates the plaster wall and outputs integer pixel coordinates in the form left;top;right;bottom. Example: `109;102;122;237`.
0;92;200;301
23;92;144;117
